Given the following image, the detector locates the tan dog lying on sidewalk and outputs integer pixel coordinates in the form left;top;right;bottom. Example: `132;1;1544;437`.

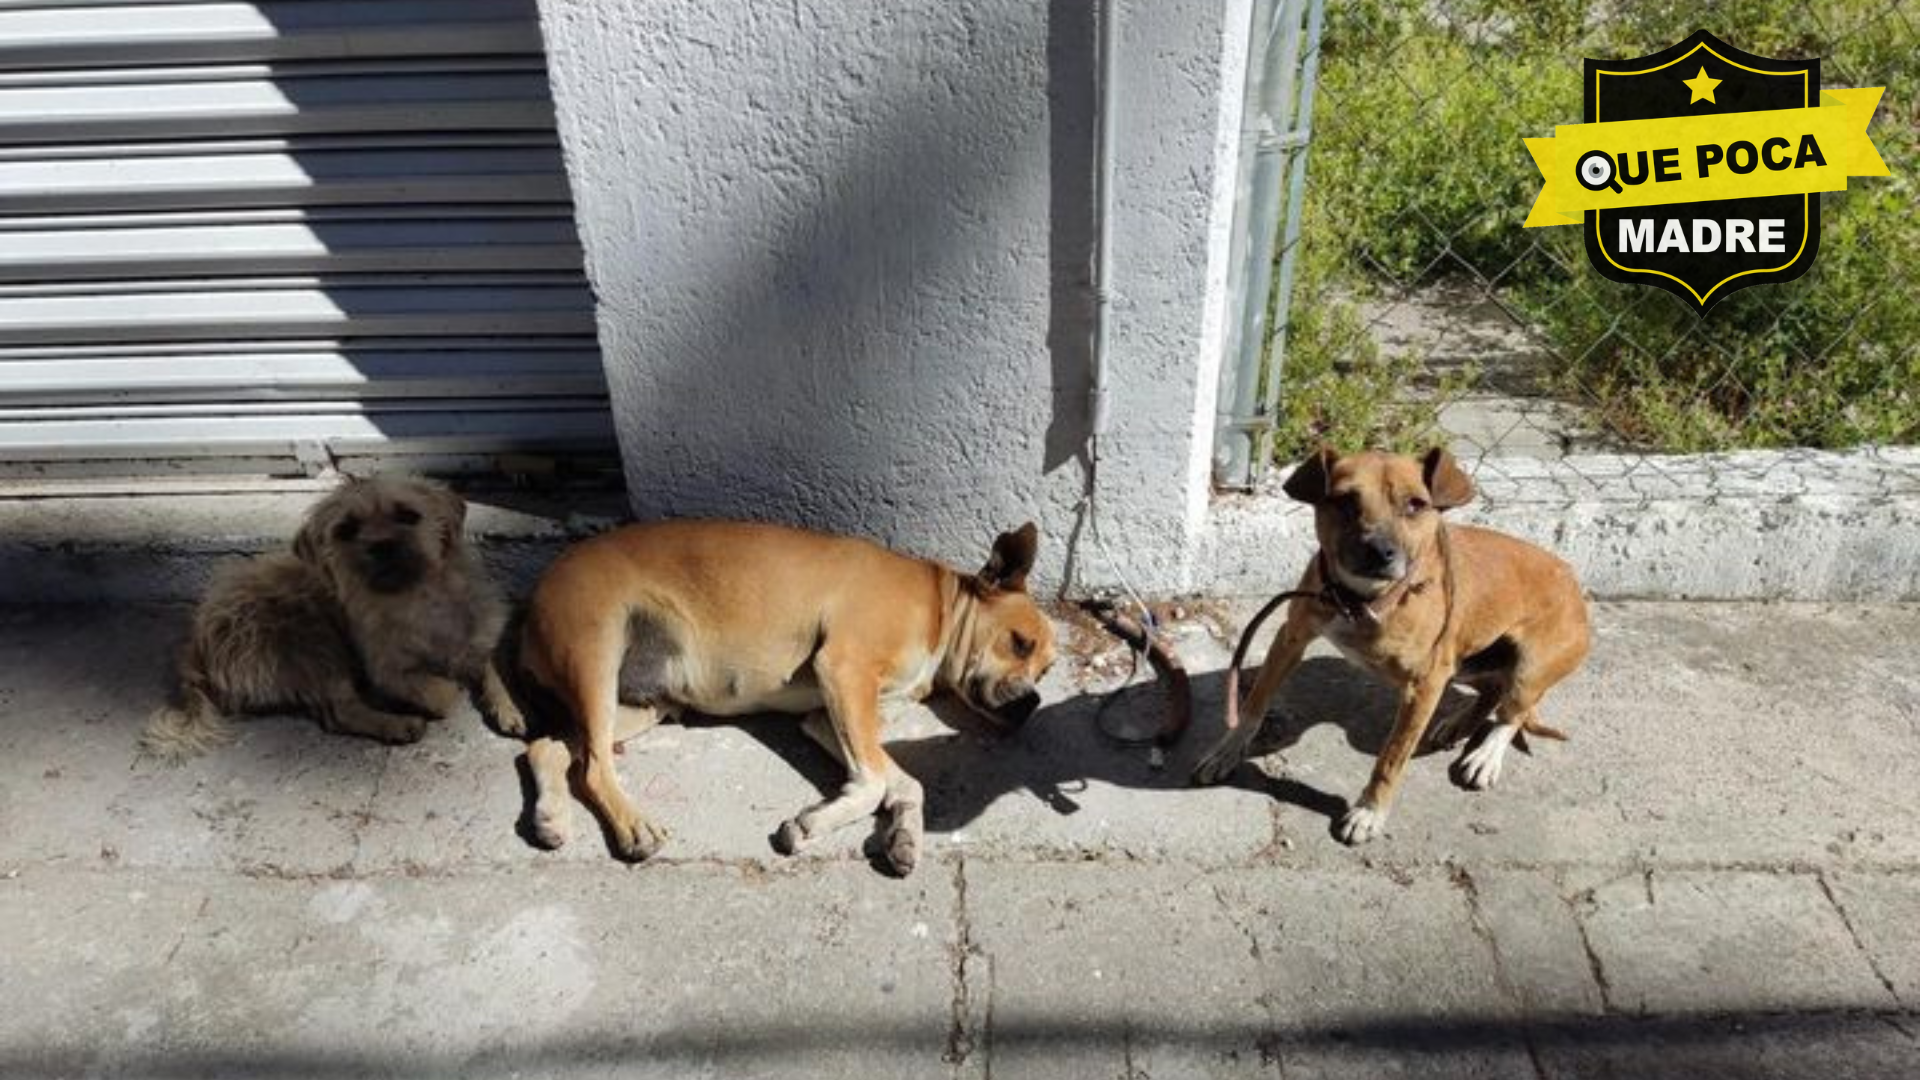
1192;447;1589;844
507;519;1057;876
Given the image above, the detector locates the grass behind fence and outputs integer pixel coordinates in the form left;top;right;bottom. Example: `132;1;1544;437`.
1273;0;1918;461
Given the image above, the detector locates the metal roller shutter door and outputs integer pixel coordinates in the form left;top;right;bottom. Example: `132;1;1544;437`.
0;0;617;481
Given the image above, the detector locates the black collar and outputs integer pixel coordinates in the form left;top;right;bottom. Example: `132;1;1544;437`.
1316;551;1410;626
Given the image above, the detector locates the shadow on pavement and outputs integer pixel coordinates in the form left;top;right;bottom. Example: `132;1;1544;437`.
724;655;1505;846
2;1007;1913;1079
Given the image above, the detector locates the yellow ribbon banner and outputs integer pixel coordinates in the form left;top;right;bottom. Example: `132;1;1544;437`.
1524;87;1887;227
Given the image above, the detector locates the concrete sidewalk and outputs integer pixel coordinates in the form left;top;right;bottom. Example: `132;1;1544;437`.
1;600;1917;1078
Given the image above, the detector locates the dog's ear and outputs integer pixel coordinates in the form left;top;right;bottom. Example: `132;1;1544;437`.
292;495;335;566
423;482;468;555
978;522;1040;593
408;480;468;557
292;518;322;565
293;479;365;567
1282;447;1337;505
1422;447;1475;510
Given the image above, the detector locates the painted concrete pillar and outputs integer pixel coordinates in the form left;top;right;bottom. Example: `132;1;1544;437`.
535;0;1248;595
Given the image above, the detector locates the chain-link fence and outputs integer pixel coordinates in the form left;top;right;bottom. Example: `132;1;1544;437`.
1255;0;1917;487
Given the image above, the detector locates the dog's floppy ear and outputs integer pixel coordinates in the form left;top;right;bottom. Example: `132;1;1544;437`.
292;493;337;566
292;479;362;567
1282;447;1337;505
292;518;323;565
419;481;468;556
1422;447;1475;510
977;522;1040;593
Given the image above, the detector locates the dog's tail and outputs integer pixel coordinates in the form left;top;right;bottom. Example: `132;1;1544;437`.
1522;717;1570;741
1513;716;1570;754
139;674;233;763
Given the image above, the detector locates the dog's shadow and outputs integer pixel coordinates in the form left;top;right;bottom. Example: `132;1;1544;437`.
727;655;1496;843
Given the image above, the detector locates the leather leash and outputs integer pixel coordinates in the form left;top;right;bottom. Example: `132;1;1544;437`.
1085;601;1193;748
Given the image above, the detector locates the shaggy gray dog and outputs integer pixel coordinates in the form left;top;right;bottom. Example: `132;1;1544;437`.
142;476;522;758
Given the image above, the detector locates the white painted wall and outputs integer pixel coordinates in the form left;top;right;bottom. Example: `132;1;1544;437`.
534;0;1249;595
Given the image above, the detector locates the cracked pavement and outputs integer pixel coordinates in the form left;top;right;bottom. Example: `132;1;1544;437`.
1;599;1918;1078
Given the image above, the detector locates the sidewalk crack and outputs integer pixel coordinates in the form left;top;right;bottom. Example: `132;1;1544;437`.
944;855;978;1074
981;952;997;1080
1557;881;1619;1016
345;748;394;874
1210;880;1284;1071
1816;872;1904;1009
1453;866;1552;1080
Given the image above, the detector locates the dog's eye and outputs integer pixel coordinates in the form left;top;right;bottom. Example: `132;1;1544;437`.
332;516;360;542
1405;496;1430;516
391;504;421;526
1009;632;1035;659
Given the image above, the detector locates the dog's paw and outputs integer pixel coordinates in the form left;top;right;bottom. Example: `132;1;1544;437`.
611;815;668;862
381;716;429;745
883;823;920;877
772;818;812;857
1334;804;1387;846
529;800;570;850
1190;743;1243;787
491;700;528;739
1455;740;1507;791
417;679;465;720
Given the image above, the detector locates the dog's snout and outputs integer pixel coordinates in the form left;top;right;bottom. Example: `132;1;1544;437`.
357;534;425;594
1343;533;1409;583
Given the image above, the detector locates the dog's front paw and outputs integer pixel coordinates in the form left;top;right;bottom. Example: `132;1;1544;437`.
479;664;527;737
1190;741;1244;787
882;822;920;877
490;698;528;738
528;797;570;850
416;677;465;720
1334;804;1388;846
772;818;812;856
380;715;429;745
611;815;669;862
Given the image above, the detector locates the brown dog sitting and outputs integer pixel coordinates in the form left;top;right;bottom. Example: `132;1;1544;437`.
509;519;1057;876
1192;447;1590;845
141;476;522;759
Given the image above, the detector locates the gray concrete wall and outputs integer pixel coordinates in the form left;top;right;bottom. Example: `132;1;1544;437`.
533;0;1248;594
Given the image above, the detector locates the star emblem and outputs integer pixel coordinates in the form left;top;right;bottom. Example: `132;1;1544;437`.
1682;65;1722;105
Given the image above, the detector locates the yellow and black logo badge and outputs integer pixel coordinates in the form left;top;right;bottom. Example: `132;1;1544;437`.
1525;30;1886;314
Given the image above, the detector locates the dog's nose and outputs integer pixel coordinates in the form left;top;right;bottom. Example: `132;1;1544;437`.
1360;536;1401;571
367;538;401;561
